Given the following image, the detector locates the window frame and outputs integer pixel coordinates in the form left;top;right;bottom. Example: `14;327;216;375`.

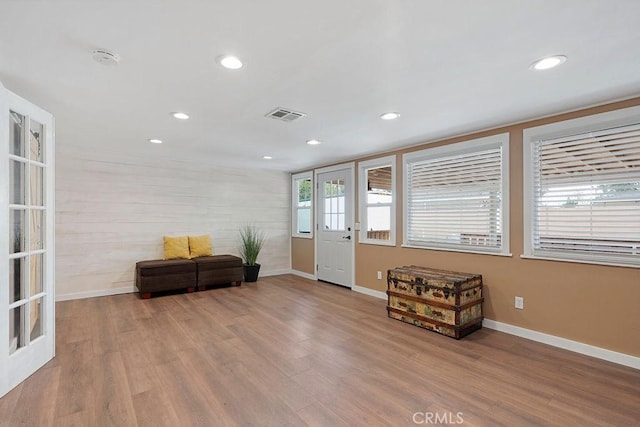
402;133;510;256
291;171;313;239
358;155;396;246
523;105;640;268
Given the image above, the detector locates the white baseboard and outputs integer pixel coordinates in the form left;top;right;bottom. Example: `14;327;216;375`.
290;269;317;281
261;268;294;277
56;269;291;301
350;284;639;370
482;319;640;370
353;285;387;300
56;286;135;302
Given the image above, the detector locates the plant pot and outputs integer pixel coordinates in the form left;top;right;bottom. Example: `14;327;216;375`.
243;263;261;282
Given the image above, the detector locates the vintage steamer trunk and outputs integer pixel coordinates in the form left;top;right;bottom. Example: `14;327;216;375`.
387;266;483;339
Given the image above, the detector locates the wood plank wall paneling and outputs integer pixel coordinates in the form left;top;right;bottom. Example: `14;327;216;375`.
55;144;291;299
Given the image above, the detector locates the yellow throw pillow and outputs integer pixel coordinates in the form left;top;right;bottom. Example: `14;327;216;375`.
188;235;213;258
163;236;190;260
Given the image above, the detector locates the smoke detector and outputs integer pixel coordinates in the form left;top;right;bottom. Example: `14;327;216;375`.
92;49;120;66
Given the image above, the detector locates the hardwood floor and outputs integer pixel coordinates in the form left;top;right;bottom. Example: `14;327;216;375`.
1;274;639;426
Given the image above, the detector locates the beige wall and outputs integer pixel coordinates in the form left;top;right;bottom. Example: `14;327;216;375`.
292;97;640;357
291;237;314;274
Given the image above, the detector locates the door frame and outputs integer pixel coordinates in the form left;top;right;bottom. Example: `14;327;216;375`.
314;162;355;289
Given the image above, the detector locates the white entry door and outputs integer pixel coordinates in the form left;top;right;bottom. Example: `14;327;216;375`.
317;167;353;288
0;84;55;398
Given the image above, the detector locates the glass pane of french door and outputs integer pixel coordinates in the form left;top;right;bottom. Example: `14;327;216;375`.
9;110;25;157
9;257;26;303
9;306;25;355
30;297;44;341
29;118;45;163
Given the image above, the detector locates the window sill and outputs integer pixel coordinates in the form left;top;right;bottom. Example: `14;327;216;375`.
520;254;639;269
401;244;512;257
292;234;313;240
359;239;397;247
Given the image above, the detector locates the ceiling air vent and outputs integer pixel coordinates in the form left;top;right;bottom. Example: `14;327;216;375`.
265;108;306;122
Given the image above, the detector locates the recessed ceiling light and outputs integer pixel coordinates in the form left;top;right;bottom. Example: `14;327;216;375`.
380;112;400;120
172;112;189;120
530;55;567;71
148;139;163;144
263;155;273;160
306;139;321;145
218;55;243;70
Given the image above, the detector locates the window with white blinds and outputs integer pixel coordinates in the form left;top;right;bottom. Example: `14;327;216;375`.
527;123;640;266
403;134;509;254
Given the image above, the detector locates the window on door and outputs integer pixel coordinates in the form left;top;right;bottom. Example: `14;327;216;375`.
359;155;396;245
292;172;313;238
323;179;345;231
523;106;640;267
403;133;510;255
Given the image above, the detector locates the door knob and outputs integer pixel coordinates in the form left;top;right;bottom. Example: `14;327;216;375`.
342;235;351;240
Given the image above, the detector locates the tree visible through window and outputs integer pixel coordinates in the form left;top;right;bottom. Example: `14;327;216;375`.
292;172;313;237
323;179;345;231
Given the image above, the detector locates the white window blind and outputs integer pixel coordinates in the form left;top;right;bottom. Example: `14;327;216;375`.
405;135;508;254
531;123;640;265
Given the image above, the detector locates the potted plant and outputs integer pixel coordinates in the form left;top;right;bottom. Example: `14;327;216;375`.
239;225;265;282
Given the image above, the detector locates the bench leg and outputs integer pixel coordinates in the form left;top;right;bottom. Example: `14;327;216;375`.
187;287;195;293
235;281;242;286
140;292;151;299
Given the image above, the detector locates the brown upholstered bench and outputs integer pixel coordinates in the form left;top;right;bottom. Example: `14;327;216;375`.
135;254;243;298
135;259;196;299
193;255;243;291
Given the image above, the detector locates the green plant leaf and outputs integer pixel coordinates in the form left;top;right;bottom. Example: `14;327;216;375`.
239;225;265;265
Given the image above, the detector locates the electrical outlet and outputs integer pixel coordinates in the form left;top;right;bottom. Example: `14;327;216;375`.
377;271;382;280
515;296;524;310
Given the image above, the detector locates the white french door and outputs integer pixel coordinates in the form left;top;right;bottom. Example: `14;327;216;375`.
316;166;354;288
0;84;55;398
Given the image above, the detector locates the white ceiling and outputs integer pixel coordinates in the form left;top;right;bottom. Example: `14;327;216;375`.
1;1;640;172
